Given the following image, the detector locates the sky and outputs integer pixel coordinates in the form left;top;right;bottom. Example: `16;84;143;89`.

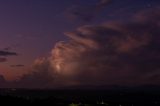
0;0;160;88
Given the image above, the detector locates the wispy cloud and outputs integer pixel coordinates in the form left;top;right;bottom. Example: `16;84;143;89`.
10;64;25;68
0;50;18;56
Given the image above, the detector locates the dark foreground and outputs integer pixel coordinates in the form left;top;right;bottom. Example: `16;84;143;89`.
0;88;160;106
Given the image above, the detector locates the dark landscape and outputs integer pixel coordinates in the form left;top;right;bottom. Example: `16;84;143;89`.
0;87;160;106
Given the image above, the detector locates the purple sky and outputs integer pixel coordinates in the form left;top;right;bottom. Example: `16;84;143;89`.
0;0;160;88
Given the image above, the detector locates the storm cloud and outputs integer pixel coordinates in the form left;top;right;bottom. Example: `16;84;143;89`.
1;7;160;88
50;7;160;86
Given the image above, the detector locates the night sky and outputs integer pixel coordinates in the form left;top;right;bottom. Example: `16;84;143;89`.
0;0;160;88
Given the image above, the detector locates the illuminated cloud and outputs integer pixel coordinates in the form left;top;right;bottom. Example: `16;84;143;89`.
1;7;160;88
50;7;160;86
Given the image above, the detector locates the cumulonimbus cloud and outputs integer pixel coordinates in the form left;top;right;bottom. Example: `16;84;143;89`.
50;7;160;86
1;7;160;88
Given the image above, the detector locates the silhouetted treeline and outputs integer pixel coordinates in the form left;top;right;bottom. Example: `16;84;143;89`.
0;89;160;106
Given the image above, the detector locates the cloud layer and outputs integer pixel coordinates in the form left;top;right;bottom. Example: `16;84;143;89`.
0;50;18;56
0;49;18;63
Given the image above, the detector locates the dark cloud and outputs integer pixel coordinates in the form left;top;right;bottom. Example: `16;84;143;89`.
0;50;18;56
10;64;25;67
0;58;54;88
0;75;8;88
96;0;112;9
12;58;54;88
66;0;112;22
0;50;18;63
0;75;6;82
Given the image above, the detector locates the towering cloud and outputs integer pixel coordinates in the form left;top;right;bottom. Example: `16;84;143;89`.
50;7;160;86
1;7;160;88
